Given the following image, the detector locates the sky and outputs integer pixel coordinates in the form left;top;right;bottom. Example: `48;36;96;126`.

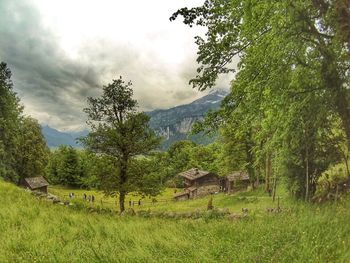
0;0;233;131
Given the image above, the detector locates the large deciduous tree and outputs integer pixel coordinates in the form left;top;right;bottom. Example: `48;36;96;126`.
171;0;350;147
82;77;160;212
172;0;349;199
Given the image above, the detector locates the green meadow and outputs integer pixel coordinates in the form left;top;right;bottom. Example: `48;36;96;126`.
50;185;287;213
1;180;350;263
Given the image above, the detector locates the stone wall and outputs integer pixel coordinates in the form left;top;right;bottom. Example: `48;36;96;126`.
196;184;220;197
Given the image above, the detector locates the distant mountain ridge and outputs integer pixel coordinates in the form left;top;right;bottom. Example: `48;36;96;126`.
147;89;227;149
41;125;88;148
41;89;228;149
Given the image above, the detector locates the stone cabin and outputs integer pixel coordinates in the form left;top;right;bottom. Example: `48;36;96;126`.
20;176;49;194
174;168;221;200
224;171;250;193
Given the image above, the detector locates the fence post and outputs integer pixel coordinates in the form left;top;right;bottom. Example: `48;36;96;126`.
335;184;339;206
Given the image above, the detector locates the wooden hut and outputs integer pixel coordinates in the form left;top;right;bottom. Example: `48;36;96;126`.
174;168;221;199
21;176;49;194
225;171;250;193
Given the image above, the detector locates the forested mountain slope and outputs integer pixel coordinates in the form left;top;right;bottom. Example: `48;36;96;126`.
42;90;227;149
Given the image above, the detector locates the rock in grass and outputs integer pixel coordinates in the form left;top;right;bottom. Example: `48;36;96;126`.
227;213;244;221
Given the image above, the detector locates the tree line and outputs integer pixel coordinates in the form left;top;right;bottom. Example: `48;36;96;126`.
0;62;49;183
2;0;350;209
171;0;350;201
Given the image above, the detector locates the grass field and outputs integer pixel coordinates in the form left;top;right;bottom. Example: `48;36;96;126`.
49;186;179;211
49;185;288;213
1;179;350;262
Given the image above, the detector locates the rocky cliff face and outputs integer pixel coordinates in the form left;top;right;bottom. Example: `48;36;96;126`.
147;90;228;148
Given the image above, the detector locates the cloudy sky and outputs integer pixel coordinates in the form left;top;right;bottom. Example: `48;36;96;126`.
0;0;232;131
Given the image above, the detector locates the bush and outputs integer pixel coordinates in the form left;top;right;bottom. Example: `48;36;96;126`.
315;162;350;201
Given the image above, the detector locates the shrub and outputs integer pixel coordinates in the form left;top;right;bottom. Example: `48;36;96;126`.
315;162;350;201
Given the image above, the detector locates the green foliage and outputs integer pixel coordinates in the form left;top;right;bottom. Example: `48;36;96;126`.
173;0;350;200
46;147;114;188
46;146;81;186
0;62;22;182
82;77;161;211
78;151;115;189
316;161;350;200
160;140;226;186
0;62;49;183
127;157;165;197
17;117;50;180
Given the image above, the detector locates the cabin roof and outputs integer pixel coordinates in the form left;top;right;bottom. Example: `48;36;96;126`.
23;176;49;189
179;168;212;181
226;171;250;181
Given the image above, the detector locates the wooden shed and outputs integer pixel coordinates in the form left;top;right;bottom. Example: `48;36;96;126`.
179;168;220;188
225;171;250;193
21;176;49;194
176;168;221;198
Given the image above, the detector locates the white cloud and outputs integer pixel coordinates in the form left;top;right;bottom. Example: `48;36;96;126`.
1;0;233;131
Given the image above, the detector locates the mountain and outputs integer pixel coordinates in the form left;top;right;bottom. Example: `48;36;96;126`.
41;89;228;149
147;89;228;149
41;125;88;149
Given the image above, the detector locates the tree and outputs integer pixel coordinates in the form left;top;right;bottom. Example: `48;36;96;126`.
82;77;161;212
171;0;350;148
0;62;22;182
0;62;51;184
46;146;82;187
17;117;50;181
58;146;81;187
172;0;350;199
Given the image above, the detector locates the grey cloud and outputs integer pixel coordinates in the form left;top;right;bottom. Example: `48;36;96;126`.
0;0;231;131
0;0;103;130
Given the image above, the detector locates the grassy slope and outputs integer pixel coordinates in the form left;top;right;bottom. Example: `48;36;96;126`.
49;185;287;213
1;180;350;263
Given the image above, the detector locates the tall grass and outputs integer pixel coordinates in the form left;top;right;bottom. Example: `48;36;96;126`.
1;180;349;262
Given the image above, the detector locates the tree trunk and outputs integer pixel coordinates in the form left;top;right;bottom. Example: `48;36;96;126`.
245;145;255;189
305;147;309;202
321;49;350;150
119;155;128;213
334;89;350;151
265;154;272;193
335;0;350;53
119;191;126;213
245;131;255;189
340;150;350;179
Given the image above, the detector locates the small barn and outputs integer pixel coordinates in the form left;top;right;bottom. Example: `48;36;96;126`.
225;171;250;193
174;168;221;200
21;176;49;194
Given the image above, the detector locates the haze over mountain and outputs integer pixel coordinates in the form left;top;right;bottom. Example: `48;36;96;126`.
42;90;228;149
41;125;88;149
